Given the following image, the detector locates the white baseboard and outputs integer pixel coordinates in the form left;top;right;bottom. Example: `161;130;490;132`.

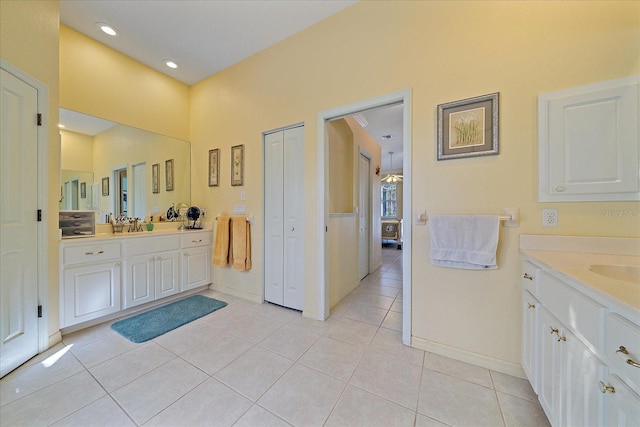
209;283;263;304
411;336;526;379
48;331;62;348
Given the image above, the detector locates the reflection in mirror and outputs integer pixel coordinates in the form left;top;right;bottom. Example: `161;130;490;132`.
59;108;190;223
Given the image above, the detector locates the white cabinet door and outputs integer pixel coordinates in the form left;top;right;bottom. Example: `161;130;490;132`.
264;126;304;311
538;75;639;201
154;252;180;299
563;327;606;427
604;375;640;427
522;291;540;394
539;308;564;426
63;262;121;327
183;246;211;291
124;254;155;309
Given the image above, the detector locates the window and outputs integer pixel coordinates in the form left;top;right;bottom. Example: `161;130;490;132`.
381;183;397;218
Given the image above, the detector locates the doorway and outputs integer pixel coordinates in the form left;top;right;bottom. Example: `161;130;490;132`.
358;152;371;280
318;89;412;345
114;167;127;217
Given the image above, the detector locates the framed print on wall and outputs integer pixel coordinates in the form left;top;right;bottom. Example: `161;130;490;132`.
80;182;86;199
101;177;109;196
231;144;244;186
152;163;160;194
437;92;499;160
165;159;174;191
209;149;220;187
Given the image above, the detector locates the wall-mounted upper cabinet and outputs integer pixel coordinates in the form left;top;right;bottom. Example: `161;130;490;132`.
538;75;639;202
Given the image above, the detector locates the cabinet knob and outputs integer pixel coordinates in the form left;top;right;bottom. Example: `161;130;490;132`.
549;326;559;335
527;303;536;309
192;239;202;243
555;186;565;192
599;381;616;394
557;334;566;342
523;273;534;281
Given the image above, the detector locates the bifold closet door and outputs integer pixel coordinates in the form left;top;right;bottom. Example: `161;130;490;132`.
264;126;304;310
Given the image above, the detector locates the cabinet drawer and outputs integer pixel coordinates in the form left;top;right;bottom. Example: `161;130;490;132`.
181;232;212;249
539;271;605;349
521;261;540;295
63;242;121;265
605;314;640;395
125;235;180;256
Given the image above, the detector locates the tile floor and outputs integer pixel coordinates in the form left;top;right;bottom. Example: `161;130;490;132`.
0;246;550;426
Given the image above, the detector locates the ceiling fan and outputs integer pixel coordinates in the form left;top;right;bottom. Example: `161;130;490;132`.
381;151;403;183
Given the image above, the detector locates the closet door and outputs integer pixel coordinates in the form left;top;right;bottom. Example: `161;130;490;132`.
264;126;304;310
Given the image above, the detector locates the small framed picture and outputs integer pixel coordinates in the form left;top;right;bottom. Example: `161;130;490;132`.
152;163;160;194
80;182;86;199
209;149;220;187
101;177;109;196
231;144;244;186
165;159;174;191
437;92;499;160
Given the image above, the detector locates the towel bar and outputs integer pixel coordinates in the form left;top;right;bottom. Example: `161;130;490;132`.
215;215;254;224
418;208;519;227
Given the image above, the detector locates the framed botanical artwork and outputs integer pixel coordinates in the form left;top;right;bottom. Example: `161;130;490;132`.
101;177;109;196
152;163;160;194
165;159;174;191
80;182;86;199
437;92;499;160
231;144;244;186
208;149;219;187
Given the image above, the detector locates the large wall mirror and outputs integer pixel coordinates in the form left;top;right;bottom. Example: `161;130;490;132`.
59;108;191;223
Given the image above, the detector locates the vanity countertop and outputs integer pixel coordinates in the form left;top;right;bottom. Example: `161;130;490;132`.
61;224;212;243
520;235;640;314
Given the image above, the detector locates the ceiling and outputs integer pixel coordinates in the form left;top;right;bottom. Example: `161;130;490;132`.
59;0;403;172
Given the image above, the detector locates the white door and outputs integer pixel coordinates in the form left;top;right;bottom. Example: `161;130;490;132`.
358;153;370;280
132;163;146;219
264;126;304;310
0;69;40;377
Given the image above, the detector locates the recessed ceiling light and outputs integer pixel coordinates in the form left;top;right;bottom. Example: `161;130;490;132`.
96;23;118;37
164;60;179;69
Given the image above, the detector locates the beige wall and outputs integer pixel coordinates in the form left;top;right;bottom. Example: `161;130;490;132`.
59;25;190;141
60;129;93;170
190;1;639;372
328;119;354;213
1;0;61;343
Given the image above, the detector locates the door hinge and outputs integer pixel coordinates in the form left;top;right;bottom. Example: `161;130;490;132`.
325;226;328;232
37;113;42;126
37;209;42;221
37;305;43;318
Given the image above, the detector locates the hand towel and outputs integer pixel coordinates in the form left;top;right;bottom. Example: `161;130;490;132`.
231;216;252;271
212;216;230;267
428;215;500;270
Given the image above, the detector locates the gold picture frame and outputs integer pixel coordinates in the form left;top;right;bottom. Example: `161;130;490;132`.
101;177;109;196
165;159;174;191
437;92;499;160
152;163;160;194
231;145;244;186
209;149;219;187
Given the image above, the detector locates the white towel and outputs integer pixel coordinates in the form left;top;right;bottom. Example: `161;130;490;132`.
428;215;500;270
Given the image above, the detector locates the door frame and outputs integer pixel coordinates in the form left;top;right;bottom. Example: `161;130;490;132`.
1;59;49;353
358;149;372;279
317;88;412;345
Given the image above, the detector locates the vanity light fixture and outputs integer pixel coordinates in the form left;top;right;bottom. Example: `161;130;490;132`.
96;23;118;37
164;60;179;69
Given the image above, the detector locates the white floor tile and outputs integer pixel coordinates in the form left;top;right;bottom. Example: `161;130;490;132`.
325;318;378;347
298;336;365;382
179;330;253;375
49;395;135;427
69;333;139;368
258;364;345;426
326;384;416;427
424;352;493;388
259;323;320;360
369;328;424;366
233;405;291;427
491;370;538;403
497;392;551;427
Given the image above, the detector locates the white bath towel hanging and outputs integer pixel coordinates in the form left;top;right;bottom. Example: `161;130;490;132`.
428;215;500;270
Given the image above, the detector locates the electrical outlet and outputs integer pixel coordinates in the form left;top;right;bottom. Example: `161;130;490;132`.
542;208;558;227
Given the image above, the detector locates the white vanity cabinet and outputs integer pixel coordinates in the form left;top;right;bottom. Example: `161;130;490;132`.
60;242;122;327
123;235;181;309
60;229;213;329
521;257;640;427
181;232;212;291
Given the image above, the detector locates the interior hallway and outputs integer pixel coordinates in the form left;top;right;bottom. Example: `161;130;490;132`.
0;246;548;426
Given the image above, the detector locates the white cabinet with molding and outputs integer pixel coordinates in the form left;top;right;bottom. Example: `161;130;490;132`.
538;75;639;202
60;229;212;329
521;242;640;427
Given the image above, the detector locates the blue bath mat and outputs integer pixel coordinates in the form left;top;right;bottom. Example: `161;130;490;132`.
111;295;227;343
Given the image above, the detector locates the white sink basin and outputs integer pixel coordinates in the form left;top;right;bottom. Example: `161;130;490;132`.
590;264;640;285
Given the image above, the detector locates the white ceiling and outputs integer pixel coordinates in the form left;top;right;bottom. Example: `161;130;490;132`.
59;0;403;172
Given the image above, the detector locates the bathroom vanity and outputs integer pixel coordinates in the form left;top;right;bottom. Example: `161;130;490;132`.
59;227;212;329
520;235;640;426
